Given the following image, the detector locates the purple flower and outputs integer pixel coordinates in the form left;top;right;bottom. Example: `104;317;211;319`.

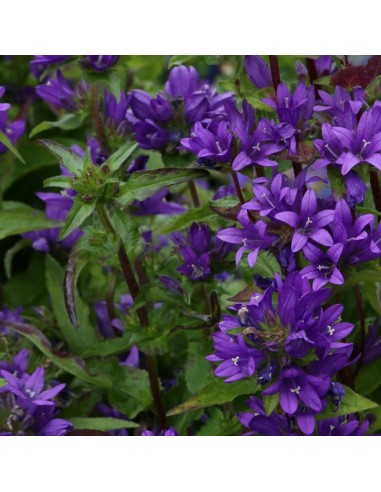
142;427;178;436
263;81;315;129
132;188;185;216
82;55;119;72
238;396;295;435
275;189;335;252
317;415;371;436
36;418;73;436
0;367;65;413
0;86;25;154
22;191;82;252
217;210;277;266
262;366;331;415
36;70;78;111
300;242;344;290
207;332;264;382
0;307;24;336
104;89;132;137
314;86;365;129
0;349;29;382
181;120;232;166
244;56;271;89
30;55;71;78
344;171;367;207
313;105;381;175
363;319;381;365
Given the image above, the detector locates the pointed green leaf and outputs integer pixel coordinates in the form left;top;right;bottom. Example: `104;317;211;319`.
0;202;62;240
263;394;280;416
355;358;381;396
167;378;259;416
0;378;7;388
30;113;86;138
70;417;139;431
117;168;210;206
103;141;138;173
44;175;73;189
1;320;110;389
0;130;25;163
38;139;84;176
168;55;198;68
45;255;98;354
318;385;378;419
4;239;30;279
59;200;95;240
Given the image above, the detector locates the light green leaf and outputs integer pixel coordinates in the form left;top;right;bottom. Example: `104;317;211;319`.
38;139;84;176
167;378;259;416
45;255;98;354
0;130;25;163
70;417;139;431
44;175;74;189
2;320;110;389
168;55;198;68
0;202;62;240
263;394;280;416
103;141;138;173
4;239;30;279
59;200;95;240
157;204;213;234
185;339;213;394
117;168;210;206
318;385;378;419
30;113;86;138
0;378;7;388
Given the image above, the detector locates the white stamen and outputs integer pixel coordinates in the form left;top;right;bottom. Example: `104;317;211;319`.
252;295;261;302
238;306;249;323
327;325;335;336
242;238;248;246
361;139;371;154
317;264;331;271
305;216;313;227
25;389;36;398
232;356;240;366
329;425;335;432
216;140;223;153
324;143;339;160
191;264;204;279
290;385;301;395
261;193;276;209
252;143;261;152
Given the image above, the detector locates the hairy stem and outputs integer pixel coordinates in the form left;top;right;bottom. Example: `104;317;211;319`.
231;171;245;205
305;57;319;99
91;84;110;156
96;203;167;429
370;170;381;223
269;55;281;91
188;179;201;208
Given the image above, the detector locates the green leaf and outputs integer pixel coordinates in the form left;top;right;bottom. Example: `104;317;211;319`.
81;333;136;358
106;71;122;101
318;385;378;419
355;359;381;396
2;320;110;389
0;130;25;163
44;176;73;189
0;378;7;388
369;406;381;433
4;239;30;279
107;365;153;419
70;417;139;431
38;139;84;176
45;255;98;354
197;407;242;436
117;168;210;206
168;55;198;68
0;202;62;240
59;199;95;240
157;204;213;234
253;251;282;278
185;339;213;393
263;394;280;416
30;114;86;138
167;378;259;416
103;141;138;173
341;267;381;291
63;248;92;328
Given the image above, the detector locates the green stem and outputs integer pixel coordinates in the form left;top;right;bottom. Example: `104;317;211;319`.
188;179;201;208
96;203;167;429
91;84;110;156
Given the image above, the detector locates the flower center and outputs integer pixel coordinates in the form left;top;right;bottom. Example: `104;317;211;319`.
25;389;36;398
327;325;335;336
191;264;204;279
232;356;240;366
361;139;371;155
290;385;300;395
